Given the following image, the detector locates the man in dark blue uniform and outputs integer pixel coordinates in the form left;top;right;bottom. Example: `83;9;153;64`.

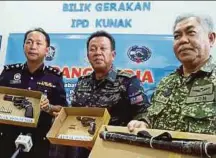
71;30;150;158
0;28;67;158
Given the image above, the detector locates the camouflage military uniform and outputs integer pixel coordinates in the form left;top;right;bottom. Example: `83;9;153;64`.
147;56;216;134
72;67;149;126
0;63;67;158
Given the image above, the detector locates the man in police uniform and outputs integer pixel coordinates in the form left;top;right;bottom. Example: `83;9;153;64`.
72;30;150;158
135;13;216;134
0;28;67;158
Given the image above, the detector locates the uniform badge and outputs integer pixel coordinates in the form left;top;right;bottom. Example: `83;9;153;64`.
162;88;172;97
189;84;213;96
130;95;144;104
37;81;56;88
154;88;172;104
187;84;214;103
14;73;21;80
9;73;21;84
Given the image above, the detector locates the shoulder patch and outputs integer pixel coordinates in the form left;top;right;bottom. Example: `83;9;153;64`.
3;63;23;71
45;66;62;76
117;70;136;78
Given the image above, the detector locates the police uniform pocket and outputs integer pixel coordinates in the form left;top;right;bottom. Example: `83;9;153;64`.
182;102;216;134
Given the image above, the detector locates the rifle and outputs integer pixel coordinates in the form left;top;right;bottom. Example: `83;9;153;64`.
99;130;216;158
3;95;34;118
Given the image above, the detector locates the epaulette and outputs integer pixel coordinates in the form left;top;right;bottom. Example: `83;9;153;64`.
44;66;62;76
3;63;23;71
117;70;136;78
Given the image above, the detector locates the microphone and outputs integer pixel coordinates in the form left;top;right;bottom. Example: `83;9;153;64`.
11;133;33;158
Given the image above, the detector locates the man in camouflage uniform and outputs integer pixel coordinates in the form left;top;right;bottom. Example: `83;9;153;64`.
0;28;67;158
137;13;216;134
72;30;150;158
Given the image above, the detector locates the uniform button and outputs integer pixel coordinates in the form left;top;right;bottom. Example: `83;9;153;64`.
30;77;33;80
28;87;31;90
0;132;3;136
43;137;46;140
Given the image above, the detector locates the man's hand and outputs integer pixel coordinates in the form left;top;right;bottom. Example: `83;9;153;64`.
127;120;148;132
40;98;50;112
40;97;62;116
52;106;63;117
53;111;60;117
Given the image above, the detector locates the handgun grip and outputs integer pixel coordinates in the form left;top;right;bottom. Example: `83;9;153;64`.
25;106;33;118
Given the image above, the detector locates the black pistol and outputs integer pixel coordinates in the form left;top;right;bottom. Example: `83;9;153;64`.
3;95;34;118
76;116;96;135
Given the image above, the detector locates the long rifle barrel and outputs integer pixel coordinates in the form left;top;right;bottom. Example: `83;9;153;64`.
99;131;216;158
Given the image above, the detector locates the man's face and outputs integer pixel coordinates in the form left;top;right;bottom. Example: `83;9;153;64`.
24;31;49;62
173;17;215;65
87;36;115;72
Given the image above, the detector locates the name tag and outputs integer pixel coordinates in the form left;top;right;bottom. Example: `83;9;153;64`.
155;95;169;104
10;80;21;84
77;88;92;92
186;93;214;103
105;82;120;89
37;81;56;88
101;89;119;93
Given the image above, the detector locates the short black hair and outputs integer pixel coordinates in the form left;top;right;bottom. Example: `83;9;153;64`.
23;27;50;47
87;30;115;51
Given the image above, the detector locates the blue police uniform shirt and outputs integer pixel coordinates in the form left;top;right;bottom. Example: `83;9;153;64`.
72;66;150;126
0;63;67;158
